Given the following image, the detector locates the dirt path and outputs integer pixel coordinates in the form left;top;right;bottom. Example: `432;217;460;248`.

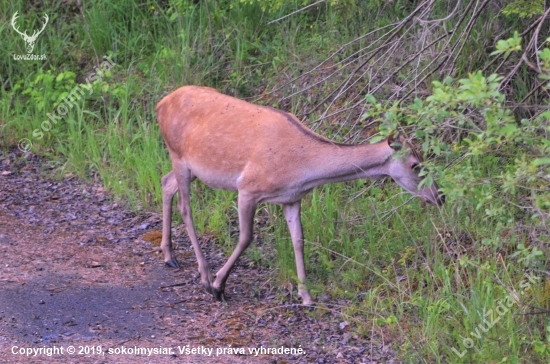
0;150;399;363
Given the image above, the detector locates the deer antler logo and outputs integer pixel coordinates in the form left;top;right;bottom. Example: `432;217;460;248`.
11;11;49;54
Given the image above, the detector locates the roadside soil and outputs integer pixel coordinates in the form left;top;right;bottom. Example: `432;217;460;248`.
0;149;399;363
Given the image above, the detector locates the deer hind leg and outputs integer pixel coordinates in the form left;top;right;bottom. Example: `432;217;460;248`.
172;164;215;293
283;201;313;305
212;192;257;301
160;171;179;268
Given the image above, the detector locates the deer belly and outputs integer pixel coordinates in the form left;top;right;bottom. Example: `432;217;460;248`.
187;162;240;191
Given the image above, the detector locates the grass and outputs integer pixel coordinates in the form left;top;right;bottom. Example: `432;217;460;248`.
1;1;549;363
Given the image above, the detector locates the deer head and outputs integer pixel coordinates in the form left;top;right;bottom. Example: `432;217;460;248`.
386;134;445;206
11;11;49;54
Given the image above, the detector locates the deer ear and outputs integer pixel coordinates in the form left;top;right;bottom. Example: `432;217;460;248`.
388;134;402;150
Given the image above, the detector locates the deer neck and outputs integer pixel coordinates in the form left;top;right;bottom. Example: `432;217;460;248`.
300;141;393;190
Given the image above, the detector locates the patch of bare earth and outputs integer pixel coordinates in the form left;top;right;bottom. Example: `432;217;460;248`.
0;150;399;363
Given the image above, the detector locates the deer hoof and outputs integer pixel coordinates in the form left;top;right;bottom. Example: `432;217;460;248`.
164;259;180;269
301;299;315;307
299;289;314;306
202;282;213;294
211;287;225;301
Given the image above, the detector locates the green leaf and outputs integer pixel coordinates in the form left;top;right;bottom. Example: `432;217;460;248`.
369;135;385;143
365;94;376;104
415;130;426;138
443;76;453;85
533;158;550;166
500;124;517;137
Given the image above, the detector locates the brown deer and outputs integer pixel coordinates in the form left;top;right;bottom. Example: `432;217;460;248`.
156;86;444;305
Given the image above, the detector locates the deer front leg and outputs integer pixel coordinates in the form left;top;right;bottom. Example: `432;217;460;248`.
283;201;313;306
160;171;179;268
212;192;257;301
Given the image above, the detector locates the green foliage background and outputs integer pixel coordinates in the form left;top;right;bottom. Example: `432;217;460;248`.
1;0;549;362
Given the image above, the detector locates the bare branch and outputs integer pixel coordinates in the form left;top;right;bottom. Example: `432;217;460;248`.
267;0;327;25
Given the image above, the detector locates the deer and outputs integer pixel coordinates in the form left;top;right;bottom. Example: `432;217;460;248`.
156;86;445;305
11;11;49;54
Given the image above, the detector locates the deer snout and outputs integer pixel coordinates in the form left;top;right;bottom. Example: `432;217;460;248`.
425;191;445;206
418;183;445;206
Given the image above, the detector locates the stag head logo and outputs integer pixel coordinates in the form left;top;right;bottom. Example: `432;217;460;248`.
11;11;49;54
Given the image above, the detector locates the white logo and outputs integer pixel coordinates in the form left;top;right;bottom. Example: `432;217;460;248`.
11;11;48;56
